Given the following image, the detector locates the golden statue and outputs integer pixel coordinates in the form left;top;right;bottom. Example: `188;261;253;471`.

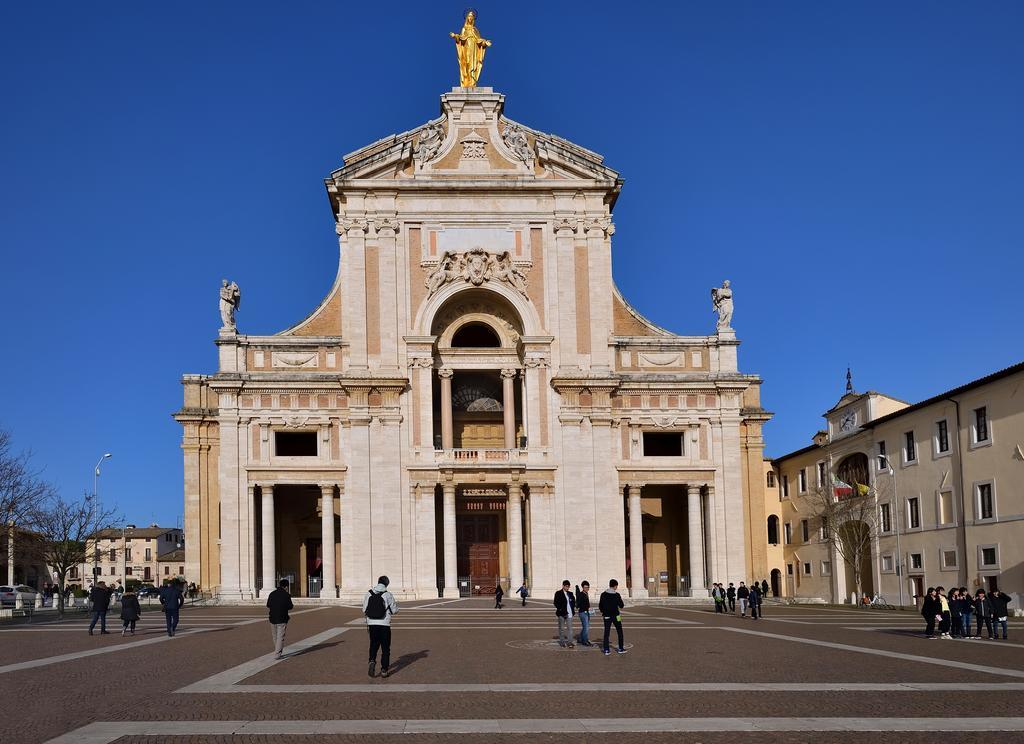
449;9;491;88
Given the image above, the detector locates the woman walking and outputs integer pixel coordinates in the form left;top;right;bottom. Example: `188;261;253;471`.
921;587;940;639
120;589;141;636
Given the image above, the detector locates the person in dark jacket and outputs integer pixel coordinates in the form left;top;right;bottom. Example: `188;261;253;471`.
575;581;593;646
159;580;185;637
494;583;504;609
726;583;736;613
748;583;762;620
88;582;112;635
921;587;940;638
948;589;963;638
119;590;141;636
761;579;770;597
736;582;750;617
958;587;974;638
598;578;626;655
553;580;576;648
974;590;994;639
517;583;529;607
267;579;294;659
990;590;1011;640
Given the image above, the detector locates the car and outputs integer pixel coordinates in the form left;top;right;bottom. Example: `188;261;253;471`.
136;586;160;598
0;585;38;606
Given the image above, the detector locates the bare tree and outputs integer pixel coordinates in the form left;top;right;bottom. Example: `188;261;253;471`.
805;480;879;601
26;492;119;618
0;429;50;583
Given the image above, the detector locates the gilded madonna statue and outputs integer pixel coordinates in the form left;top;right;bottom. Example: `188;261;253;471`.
449;9;491;88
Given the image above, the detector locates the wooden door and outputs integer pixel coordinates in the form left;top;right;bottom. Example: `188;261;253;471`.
457;514;499;594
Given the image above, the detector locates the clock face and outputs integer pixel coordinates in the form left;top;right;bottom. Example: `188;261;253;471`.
840;412;857;431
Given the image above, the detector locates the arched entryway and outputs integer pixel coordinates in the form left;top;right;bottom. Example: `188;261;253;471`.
770;568;782;597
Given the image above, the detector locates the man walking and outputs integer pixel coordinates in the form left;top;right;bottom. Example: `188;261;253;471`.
494;582;504;609
711;583;726;613
726;583;736;613
575;582;593;646
553;579;576;648
87;581;112;636
748;581;762;620
990;590;1012;640
736;581;749;617
266;579;294;659
517;583;529;607
159;579;185;637
363;575;398;678
599;578;626;655
974;589;994;639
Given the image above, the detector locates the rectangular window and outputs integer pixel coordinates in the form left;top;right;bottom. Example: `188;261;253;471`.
910;552;923;571
642;432;683;456
179;566;184;574
766;471;776;488
782;475;789;498
980;546;998;568
977;483;994;520
941;549;958;570
817;462;826;486
936;420;949;454
275;431;318;457
802;562;812;576
798;468;807;493
145;548;152;561
786;563;794;576
974;406;989;443
881;554;894;573
784;523;793;545
908;497;920;529
125;549;132;562
904;431;916;463
820;560;832;577
820;517;830;541
938;491;954;525
880;503;892;533
877;441;887;470
125;567;133;576
800;519;809;542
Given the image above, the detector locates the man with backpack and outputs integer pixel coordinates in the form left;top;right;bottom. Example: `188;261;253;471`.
363;575;399;678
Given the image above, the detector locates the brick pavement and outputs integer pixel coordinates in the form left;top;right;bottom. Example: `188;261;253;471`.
0;599;1020;743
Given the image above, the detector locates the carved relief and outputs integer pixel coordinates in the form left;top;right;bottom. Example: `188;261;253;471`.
424;249;528;297
638;352;681;367
502;123;533;165
414;121;444;168
434;299;522;343
272;352;318;369
460;131;487;160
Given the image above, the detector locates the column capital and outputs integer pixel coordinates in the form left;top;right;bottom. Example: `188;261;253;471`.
500;367;518;379
319;483;336;493
437;366;454;379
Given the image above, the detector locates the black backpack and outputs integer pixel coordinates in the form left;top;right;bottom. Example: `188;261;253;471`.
365;590;388;620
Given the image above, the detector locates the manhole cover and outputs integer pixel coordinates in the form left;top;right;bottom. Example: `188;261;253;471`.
505;639;635;652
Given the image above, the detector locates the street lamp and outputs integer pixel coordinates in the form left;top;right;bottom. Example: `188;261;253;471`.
91;453;112;587
880;454;904;608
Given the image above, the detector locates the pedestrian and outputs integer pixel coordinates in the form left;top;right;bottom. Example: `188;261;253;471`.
736;581;749;617
517;583;529;607
363;575;398;678
494;583;504;609
921;587;940;638
553;579;576;648
599;578;626;656
948;588;963;638
761;579;769;598
936;586;952;639
990;590;1012;640
726;583;736;613
88;581;112;636
959;587;974;638
159;579;185;637
575;581;593;646
974;589;994;639
748;582;762;620
119;589;140;636
711;583;725;613
266;579;294;659
189;582;198;600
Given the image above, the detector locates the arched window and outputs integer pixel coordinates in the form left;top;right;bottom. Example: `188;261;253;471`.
767;515;780;545
836;453;870;492
451;322;501;348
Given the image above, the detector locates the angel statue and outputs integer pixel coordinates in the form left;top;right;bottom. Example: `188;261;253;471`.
449;9;491;88
710;279;733;331
425;252;457;295
415;121;444;167
502;123;532;164
219;279;241;331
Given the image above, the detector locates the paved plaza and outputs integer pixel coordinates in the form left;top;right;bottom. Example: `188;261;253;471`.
1;599;1022;742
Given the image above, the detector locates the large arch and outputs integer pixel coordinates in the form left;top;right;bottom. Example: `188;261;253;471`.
836;453;870;490
414;280;542;339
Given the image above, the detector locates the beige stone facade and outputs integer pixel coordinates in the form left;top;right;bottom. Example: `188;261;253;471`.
84;526;184;588
175;87;770;602
771;362;1024;609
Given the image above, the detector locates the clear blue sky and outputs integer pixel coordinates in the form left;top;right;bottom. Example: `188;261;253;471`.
2;2;1021;527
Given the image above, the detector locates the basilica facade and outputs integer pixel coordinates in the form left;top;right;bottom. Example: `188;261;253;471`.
175;87;771;602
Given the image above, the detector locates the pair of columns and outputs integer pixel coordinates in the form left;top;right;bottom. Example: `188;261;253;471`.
260;484;338;598
626;484;708;598
438;368;519;449
441;482;524;598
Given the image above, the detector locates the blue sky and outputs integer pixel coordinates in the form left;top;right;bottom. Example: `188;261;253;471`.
1;2;1021;527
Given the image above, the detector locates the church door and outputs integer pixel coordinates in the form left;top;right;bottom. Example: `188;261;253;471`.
457;514;499;595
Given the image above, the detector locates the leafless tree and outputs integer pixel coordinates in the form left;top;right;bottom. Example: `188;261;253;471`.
0;429;50;580
26;492;119;618
806;479;880;601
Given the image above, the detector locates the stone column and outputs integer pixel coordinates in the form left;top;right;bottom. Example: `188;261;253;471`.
501;368;517;449
442;483;458;598
260;485;275;595
507;483;524;590
439;367;454;450
688;484;708;597
320;484;336;599
627;485;648;598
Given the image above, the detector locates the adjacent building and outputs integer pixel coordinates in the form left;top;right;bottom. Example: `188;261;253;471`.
84;525;184;588
770;362;1024;608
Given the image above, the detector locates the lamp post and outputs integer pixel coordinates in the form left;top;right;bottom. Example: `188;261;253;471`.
91;453;112;587
881;454;904;608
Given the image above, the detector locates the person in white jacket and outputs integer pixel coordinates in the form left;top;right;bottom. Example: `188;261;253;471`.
362;575;399;678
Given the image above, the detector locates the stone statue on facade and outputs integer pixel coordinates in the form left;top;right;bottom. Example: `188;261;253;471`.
425;252;457;294
219;279;241;332
492;251;528;294
449;9;491;88
502;123;532;164
711;279;733;331
415;121;444;167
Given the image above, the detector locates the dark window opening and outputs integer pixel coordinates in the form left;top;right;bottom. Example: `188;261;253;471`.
275;431;317;457
451;323;501;348
642;432;683;456
767;515;780;545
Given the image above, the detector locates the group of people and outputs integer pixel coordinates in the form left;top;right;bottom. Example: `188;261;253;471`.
552;579;628;655
920;586;1012;640
710;581;765;619
86;579;186;637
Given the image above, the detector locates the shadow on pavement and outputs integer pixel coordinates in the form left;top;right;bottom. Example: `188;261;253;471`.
387;649;429;676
